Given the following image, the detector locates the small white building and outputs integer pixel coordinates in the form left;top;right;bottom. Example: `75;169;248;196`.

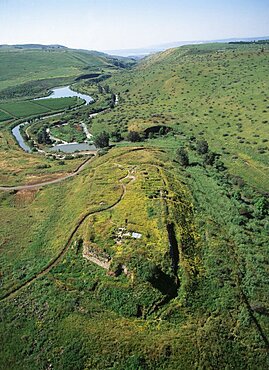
131;232;142;239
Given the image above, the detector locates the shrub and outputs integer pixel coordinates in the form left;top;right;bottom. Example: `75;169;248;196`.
176;147;189;167
203;151;216;166
197;139;209;154
94;131;109;148
127;131;143;142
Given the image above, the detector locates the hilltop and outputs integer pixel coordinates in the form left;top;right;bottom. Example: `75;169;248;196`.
0;41;268;369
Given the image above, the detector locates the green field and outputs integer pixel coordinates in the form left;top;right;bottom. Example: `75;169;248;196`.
0;43;269;369
34;96;84;110
0;97;83;121
0;100;51;118
0;109;12;121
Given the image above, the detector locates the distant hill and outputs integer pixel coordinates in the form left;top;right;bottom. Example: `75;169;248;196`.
0;45;135;100
106;35;269;57
0;43;67;50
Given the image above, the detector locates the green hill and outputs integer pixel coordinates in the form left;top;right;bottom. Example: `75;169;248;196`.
93;42;269;191
0;42;269;369
0;46;133;101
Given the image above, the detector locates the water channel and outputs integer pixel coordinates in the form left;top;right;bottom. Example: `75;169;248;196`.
12;86;97;153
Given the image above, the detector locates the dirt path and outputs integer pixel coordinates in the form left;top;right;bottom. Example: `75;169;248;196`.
0;155;94;191
0;168;135;301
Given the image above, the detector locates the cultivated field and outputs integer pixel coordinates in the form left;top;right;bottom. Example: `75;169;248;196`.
0;97;84;121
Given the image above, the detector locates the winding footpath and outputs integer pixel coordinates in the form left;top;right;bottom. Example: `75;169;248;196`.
0;155;94;191
0;167;136;301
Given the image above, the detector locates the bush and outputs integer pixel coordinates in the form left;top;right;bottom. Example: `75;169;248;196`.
176;147;189;167
127;131;143;142
110;130;123;142
253;196;268;218
197;139;209;155
203;151;216;166
94;131;109;148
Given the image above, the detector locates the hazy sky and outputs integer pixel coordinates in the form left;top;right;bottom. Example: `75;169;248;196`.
0;0;268;51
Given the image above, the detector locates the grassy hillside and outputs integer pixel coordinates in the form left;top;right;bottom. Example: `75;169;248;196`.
1;146;268;369
0;43;269;369
94;42;269;191
0;47;132;101
0;49;107;89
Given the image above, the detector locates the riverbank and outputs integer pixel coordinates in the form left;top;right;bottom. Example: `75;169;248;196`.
11;86;97;154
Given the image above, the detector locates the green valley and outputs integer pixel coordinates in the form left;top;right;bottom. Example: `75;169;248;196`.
0;41;268;370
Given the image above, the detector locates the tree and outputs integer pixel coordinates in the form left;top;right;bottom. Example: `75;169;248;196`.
111;93;116;104
176;147;189;167
110;130;123;142
94;131;109;148
103;85;110;93
196;139;209;155
254;196;268;219
203;151;216;166
37;126;51;145
127;131;142;142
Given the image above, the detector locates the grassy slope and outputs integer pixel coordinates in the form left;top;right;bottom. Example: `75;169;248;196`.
1;147;268;369
0;148;197;369
0;49;111;92
95;42;269;191
0;43;269;369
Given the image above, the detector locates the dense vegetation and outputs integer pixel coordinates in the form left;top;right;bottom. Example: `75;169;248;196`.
0;43;268;369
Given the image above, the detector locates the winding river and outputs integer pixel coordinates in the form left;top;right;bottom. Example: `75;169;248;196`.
34;86;94;105
12;86;96;153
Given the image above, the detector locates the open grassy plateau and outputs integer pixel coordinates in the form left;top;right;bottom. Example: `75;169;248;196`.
0;43;269;369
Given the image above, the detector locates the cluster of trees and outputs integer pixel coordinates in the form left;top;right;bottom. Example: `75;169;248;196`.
176;139;222;168
93;129;144;148
93;127;148;150
96;84;116;109
37;126;51;145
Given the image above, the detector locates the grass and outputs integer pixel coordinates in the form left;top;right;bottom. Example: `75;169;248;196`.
0;150;125;297
1;146;268;369
50;123;86;143
0;109;13;121
1;42;269;369
95;42;269;191
0;97;83;121
0;49;112;92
